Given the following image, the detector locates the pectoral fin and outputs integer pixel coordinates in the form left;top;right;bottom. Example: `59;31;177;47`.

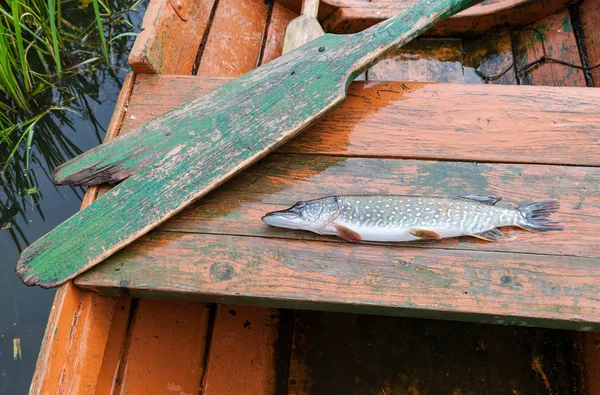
409;229;441;240
334;225;362;243
471;228;508;241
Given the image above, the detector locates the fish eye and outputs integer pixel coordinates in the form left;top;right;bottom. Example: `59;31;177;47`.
295;201;306;208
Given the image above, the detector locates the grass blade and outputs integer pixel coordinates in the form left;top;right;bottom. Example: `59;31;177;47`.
91;0;109;65
46;0;62;75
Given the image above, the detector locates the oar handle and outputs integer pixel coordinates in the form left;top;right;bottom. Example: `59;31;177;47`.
301;0;320;18
341;0;481;78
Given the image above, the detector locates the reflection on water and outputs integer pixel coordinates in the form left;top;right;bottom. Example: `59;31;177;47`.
0;2;146;393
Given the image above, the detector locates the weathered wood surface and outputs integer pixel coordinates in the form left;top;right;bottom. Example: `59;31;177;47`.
128;0;217;73
320;0;578;35
263;4;300;64
27;73;137;395
153;154;599;257
282;0;325;54
287;310;576;394
109;300;210;394
76;230;600;331
202;306;293;394
513;9;586;86
17;0;483;289
579;0;600;85
196;0;270;76
121;75;600;167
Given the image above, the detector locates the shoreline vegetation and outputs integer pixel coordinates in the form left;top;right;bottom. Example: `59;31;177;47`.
0;0;143;249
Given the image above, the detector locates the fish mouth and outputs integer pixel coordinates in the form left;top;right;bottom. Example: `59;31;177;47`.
262;209;303;229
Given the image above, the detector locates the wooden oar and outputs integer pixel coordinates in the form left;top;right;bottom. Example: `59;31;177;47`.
282;0;325;55
17;0;480;288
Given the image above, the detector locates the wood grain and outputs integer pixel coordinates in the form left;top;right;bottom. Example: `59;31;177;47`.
19;0;482;288
151;154;600;258
196;0;269;76
128;0;217;74
28;73;136;395
579;0;600;85
262;3;299;64
282;0;325;54
202;306;292;394
513;10;586;86
113;300;210;394
76;231;600;331
322;0;578;35
121;75;600;167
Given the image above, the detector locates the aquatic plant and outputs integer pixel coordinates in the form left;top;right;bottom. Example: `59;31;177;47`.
0;0;143;248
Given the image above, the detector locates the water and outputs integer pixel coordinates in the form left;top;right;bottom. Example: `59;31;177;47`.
0;4;146;393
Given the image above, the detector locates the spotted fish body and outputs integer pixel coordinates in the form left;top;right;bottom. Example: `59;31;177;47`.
261;195;562;242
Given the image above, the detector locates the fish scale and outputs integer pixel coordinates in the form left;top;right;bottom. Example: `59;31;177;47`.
262;195;563;243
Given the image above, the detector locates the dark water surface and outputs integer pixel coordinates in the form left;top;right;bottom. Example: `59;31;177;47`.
0;4;146;393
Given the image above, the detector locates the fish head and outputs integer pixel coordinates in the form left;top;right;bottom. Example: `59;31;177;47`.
262;197;338;232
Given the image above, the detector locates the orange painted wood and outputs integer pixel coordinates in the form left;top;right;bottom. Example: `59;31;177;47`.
128;0;217;74
151;156;599;258
120;75;600;167
261;3;298;64
320;0;577;35
513;10;586;86
196;0;269;76
202;306;289;394
114;300;210;394
193;1;294;392
94;298;132;395
76;230;600;331
579;0;600;84
29;73;136;395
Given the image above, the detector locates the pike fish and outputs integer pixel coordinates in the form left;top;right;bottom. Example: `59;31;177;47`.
261;195;562;242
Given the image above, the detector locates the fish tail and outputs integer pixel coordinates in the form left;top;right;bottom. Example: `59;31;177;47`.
516;199;563;232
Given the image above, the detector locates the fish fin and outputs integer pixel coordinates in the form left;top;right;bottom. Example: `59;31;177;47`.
334;225;362;243
471;228;508;241
459;195;502;205
516;200;563;232
409;229;441;240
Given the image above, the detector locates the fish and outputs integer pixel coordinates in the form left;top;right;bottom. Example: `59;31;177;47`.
261;195;562;242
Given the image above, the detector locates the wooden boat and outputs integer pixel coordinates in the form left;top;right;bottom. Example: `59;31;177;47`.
28;0;600;392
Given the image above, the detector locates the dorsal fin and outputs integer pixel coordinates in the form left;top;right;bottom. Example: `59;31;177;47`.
459;195;502;205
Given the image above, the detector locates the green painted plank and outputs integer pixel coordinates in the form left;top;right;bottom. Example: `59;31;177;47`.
16;0;481;288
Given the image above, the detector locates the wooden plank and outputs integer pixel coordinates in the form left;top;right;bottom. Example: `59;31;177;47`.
579;0;600;85
76;230;600;331
18;0;483;289
28;73;136;395
288;310;575;394
463;31;517;84
322;0;578;35
368;38;466;82
94;297;132;394
148;155;599;258
281;0;325;55
121;75;600;167
111;300;209;394
128;0;217;74
202;306;293;394
196;0;269;76
513;10;586;86
262;4;298;64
